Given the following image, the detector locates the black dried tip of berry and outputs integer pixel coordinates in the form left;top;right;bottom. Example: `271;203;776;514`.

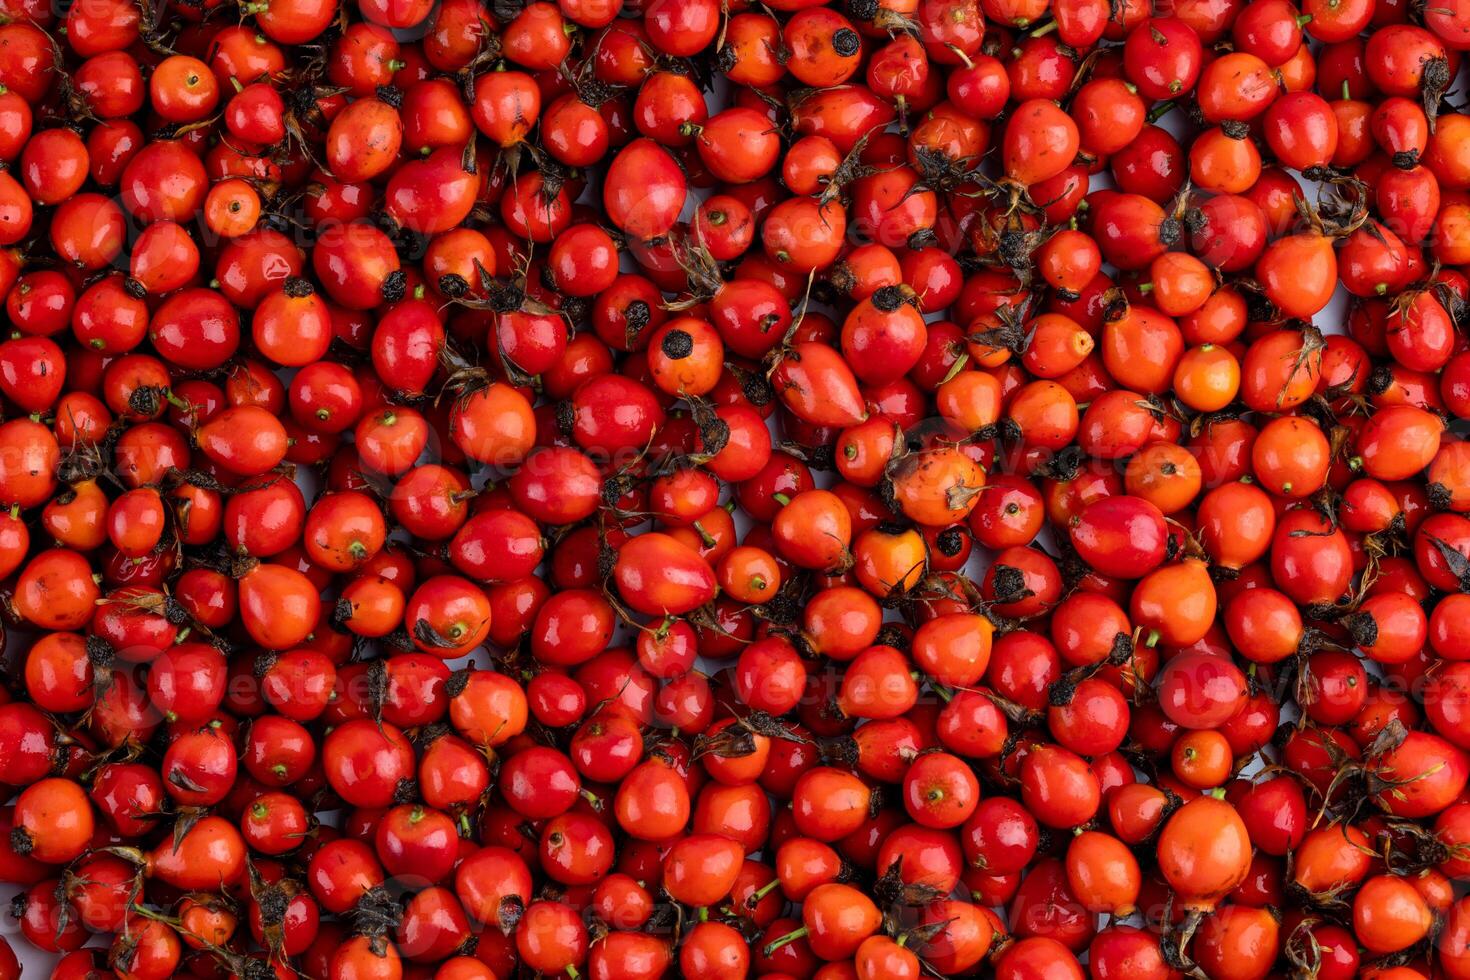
807;443;835;471
498;895;525;934
375;84;403;108
1157;216;1182;247
597;544;618;580
241;960;277;980
1393;149;1420;170
555;400;577;436
761;591;800;626
847;0;878;19
151;598;182;629
366;658;389;709
393;777;419;804
253;651;279;678
578;78;614;109
353;885;403;937
1425;54;1451;87
601;477;627;509
1367;364;1395;395
1429;482;1454;510
935;527;965;557
1423;56;1451;113
257;885;288;927
380;270;407;302
283;277;314;298
9;827;31;857
128;385;163;417
86;635;115;669
58;451;102;486
877;476;900;514
821;735;860;767
123;277;148;300
562;296;588;325
8;894;24;919
481;282;516;314
1237;294;1270;325
396;234;430;263
908;227;939;250
828;262;857;296
418;722;450;746
699;418;730;456
1102;295;1131;324
334;595;355;624
1219;119;1250;140
715;45;738;72
875;622;910;651
1047;675;1077;707
956;252;987;275
1108;631;1135;664
741;372;774;407
831;28;860;56
288;85;317;116
644;900;678;933
995;418;1023;446
445;668;472;698
998;230;1031;269
871;284;904;313
660;328;694;359
991;564;1027;601
1043;444;1084;482
438;273;469;298
623;299;651;333
1344;611;1379;650
1183;208;1207;235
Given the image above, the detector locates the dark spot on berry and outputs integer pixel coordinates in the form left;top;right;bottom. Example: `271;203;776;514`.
282;277;314;298
660;328;694;359
1157;217;1181;246
871;285;904;313
832;28;860;56
380;270;407;302
936;527;965;556
555;400;576;436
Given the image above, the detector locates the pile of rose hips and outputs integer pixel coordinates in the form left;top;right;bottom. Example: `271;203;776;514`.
1;0;1470;973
